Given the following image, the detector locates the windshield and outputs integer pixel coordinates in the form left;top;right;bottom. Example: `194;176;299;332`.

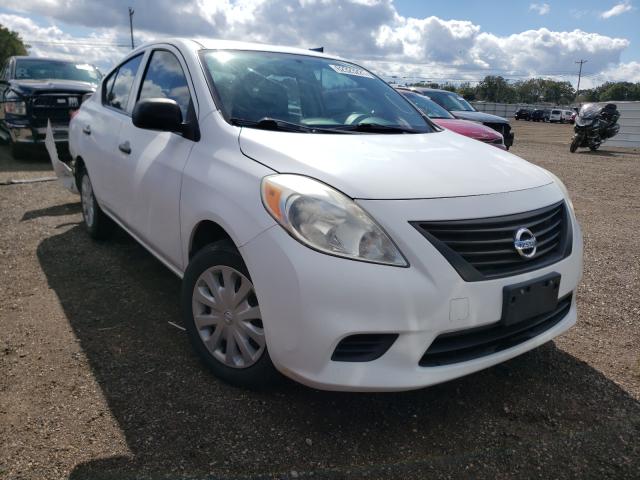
399;91;454;119
578;103;602;119
424;91;475;112
14;59;101;84
202;50;432;133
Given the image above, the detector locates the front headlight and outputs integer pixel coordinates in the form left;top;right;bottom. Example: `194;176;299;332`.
261;174;408;267
4;100;27;116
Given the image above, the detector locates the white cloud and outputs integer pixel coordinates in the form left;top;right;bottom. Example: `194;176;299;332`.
0;13;126;72
529;3;551;15
0;0;635;86
600;1;633;19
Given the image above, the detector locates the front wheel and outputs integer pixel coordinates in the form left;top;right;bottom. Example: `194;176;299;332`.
181;241;280;389
10;141;28;160
570;136;580;153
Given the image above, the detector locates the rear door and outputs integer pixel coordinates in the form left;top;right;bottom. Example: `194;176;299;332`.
83;53;144;213
116;46;198;270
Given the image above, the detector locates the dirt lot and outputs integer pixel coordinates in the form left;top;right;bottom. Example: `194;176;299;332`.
1;122;639;480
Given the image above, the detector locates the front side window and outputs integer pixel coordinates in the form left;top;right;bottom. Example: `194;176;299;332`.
202;50;432;133
138;50;192;119
427;91;476;112
14;59;101;84
105;54;143;112
401;91;453;119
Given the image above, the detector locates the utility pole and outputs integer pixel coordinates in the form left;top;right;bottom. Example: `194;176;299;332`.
575;59;587;101
128;7;135;49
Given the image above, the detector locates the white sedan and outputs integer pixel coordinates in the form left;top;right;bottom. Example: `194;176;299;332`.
68;38;582;391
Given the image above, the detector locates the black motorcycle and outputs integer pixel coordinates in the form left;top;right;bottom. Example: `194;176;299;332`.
570;103;620;152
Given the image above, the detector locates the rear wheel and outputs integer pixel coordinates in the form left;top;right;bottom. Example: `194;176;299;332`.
80;170;114;239
589;144;600;151
182;241;280;389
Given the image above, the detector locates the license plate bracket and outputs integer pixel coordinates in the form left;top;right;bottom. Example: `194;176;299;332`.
502;273;561;326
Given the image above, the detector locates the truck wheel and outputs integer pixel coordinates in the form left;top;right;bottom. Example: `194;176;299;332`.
79;170;114;240
182;241;280;389
10;141;28;160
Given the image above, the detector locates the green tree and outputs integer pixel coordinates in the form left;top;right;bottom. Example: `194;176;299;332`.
457;82;477;101
600;81;640;101
541;80;575;104
0;24;29;66
476;75;516;102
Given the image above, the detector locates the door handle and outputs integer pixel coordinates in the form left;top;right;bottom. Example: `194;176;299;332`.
82;125;91;135
118;141;132;155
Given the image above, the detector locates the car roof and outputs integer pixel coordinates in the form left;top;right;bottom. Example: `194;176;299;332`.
403;87;452;94
133;37;339;61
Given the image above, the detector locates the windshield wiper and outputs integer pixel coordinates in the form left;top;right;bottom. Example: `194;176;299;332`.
334;123;423;134
230;117;353;134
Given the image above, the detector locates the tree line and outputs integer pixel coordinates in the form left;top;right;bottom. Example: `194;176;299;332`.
408;75;640;105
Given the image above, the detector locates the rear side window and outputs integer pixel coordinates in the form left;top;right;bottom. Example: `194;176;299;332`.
103;54;143;112
138;50;192;119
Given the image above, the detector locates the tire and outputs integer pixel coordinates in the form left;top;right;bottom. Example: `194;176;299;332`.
181;241;280;389
79;170;114;240
10;141;28;160
589;144;600;151
570;136;580;153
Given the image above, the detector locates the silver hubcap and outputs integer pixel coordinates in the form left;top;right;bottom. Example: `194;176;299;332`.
81;175;95;227
192;265;265;369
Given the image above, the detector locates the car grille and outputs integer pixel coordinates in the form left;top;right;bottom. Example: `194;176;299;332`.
419;293;572;366
484;122;511;137
411;201;572;281
30;94;81;127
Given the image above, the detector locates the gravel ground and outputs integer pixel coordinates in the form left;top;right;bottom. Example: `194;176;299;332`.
0;122;639;480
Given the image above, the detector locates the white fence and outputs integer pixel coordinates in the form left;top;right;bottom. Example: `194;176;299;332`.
470;101;640;148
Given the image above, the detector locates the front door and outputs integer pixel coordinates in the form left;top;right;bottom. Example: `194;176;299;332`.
117;47;198;271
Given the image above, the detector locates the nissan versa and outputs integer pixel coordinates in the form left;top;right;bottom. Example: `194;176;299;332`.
67;39;583;391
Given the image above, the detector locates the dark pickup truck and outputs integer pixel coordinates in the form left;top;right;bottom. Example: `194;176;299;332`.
0;56;101;159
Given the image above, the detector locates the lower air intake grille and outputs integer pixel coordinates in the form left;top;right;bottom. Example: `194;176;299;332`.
419;293;572;367
332;334;398;362
411;201;572;281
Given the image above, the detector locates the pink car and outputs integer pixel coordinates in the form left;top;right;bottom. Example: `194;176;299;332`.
397;89;506;149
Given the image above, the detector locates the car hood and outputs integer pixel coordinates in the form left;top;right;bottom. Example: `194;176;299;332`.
450;110;509;124
9;79;97;95
431;118;502;141
239;128;552;199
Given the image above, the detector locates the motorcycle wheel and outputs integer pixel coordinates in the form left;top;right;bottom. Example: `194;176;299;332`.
589;144;600;151
570;136;580;153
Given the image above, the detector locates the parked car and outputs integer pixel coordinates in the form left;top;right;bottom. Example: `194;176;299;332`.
549;109;563;123
0;56;101;159
405;87;514;149
396;88;505;149
569;111;577;124
549;109;574;124
515;108;532;121
531;109;550;122
67;39;582;391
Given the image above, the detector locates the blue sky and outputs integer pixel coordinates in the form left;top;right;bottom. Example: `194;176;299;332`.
1;0;638;86
394;0;639;64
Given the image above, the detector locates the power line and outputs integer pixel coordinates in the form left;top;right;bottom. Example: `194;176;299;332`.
25;40;130;48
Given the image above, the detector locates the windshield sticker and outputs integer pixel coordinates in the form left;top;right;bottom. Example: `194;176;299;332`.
329;64;374;78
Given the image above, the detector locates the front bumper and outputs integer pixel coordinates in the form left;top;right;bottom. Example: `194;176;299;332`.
3;121;69;144
240;184;583;391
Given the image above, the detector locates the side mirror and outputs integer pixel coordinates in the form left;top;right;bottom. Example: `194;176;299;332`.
132;98;183;133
